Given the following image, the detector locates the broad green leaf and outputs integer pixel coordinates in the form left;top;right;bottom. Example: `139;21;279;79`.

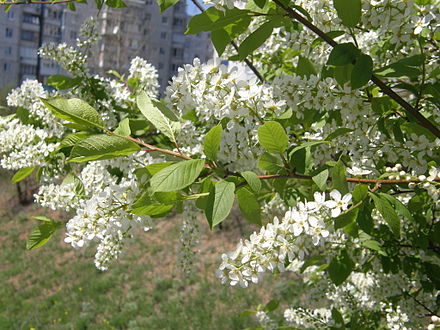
156;0;178;13
32;216;54;223
211;29;231;56
312;168;328;191
334;206;359;229
258;121;289;154
331;159;348;195
300;254;325;273
378;193;414;223
26;219;60;250
69;134;140;162
236;187;261;226
150;159;205;192
241;171;262;193
327;43;360;66
41;97;104;129
258;152;284;172
331;308;345;327
328;250;355;285
136;93;180;143
351;54;373;89
186;7;250;34
334;63;353;86
46;75;82;90
145;162;175;177
296;56;317;78
131;203;174;216
238;21;274;59
114;118;131;136
352;184;368;203
60;132;92;148
203;125;223;161
11;167;35;183
333;0;361;27
206;180;235;228
370;193;401;237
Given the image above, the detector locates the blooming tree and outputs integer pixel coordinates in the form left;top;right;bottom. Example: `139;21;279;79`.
1;0;440;328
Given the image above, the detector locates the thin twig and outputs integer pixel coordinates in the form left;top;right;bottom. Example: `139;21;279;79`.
189;0;265;83
272;0;440;139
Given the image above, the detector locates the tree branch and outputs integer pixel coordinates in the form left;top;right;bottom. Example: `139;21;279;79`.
189;0;265;83
272;0;440;139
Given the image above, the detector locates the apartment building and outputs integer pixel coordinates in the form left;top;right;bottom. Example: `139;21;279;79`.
0;4;91;88
0;0;213;92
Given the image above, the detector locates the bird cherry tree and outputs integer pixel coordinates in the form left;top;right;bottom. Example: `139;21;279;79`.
0;0;439;328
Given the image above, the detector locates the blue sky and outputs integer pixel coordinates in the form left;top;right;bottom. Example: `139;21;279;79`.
186;1;209;16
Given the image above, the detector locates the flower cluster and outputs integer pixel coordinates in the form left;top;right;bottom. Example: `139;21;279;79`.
216;190;352;288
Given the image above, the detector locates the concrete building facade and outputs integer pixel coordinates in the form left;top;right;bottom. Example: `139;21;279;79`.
0;0;213;92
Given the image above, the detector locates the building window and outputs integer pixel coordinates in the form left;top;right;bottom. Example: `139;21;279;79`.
20;63;37;76
172;47;183;59
70;31;77;39
160;32;167;39
158;62;164;69
6;11;14;20
23;14;39;24
170;63;179;71
159;47;165;55
5;47;12;55
5;28;13;38
162;17;168;24
3;63;11;72
173;18;184;27
21;30;36;41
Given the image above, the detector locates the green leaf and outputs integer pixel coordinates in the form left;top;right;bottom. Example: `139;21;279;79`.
334;206;359;230
31;216;54;223
333;0;361;27
258;152;283;172
312;168;328;191
296;56;317;78
145;162;175;177
238;21;274;59
203;125;223;161
155;0;178;12
331;308;345;327
211;29;231;56
41;97;104;129
150;159;205;192
206;180;235;228
352;184;368;203
131;204;174;216
26;218;60;250
46;75;82;90
378;193;414;223
106;0;127;7
289;140;330;155
136;93;180;143
11;167;35;183
325;128;353;141
186;7;250;34
241;171;262;193
327;43;360;66
328;250;355;285
114;118;131;136
236;187;261;226
69;134;140;162
370;193;401;237
351;54;373;89
62;173;85;196
331;159;348;195
258;121;289;154
60;132;92;148
264;300;279;313
334;64;353;86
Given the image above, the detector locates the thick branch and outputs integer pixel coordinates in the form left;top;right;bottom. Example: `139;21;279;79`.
272;0;440;139
190;0;265;83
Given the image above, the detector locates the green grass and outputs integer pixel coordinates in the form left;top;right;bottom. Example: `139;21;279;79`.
0;200;268;329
